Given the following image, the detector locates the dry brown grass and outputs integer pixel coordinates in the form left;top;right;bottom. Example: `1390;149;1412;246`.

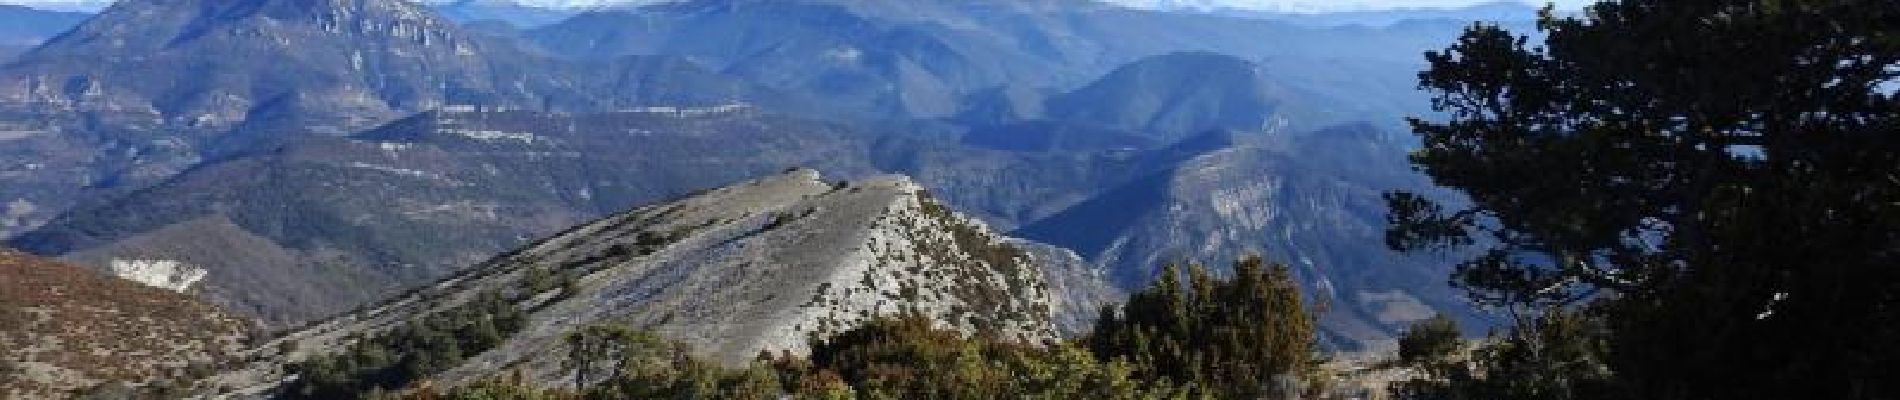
0;249;253;398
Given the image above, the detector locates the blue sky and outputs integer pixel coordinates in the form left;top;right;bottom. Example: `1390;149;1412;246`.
1114;0;1595;12
3;0;1600;12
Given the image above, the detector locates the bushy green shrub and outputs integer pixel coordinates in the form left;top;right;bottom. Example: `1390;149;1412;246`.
1088;258;1317;399
283;292;525;399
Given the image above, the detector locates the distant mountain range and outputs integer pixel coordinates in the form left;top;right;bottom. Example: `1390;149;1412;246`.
422;0;651;9
1;0;651;11
0;0;792;238
16;107;886;323
0;0;1559;12
526;0;1459;121
0;0;1532;353
0;5;87;61
0;5;85;45
1015;124;1475;347
1213;1;1562;28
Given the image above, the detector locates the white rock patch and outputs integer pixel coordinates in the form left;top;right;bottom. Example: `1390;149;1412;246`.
622;103;751;117
4;198;36;228
348;162;464;185
0;130;42;141
378;142;413;152
824;47;864;63
446;129;541;144
108;259;208;293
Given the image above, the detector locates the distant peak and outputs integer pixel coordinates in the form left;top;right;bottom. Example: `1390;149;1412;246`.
418;0;662;10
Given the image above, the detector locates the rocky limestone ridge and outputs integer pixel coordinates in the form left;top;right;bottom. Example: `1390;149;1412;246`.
209;168;1099;395
18;107;880;325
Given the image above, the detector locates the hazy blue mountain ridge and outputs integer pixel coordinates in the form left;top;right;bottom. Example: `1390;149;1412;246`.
0;0;1537;347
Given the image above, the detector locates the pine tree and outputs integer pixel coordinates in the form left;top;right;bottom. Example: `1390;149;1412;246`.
1088;258;1316;399
1397;314;1462;368
1387;0;1900;397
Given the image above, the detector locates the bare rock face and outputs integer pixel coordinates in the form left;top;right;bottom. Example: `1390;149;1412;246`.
465;169;1061;366
1016;240;1122;336
1016;125;1481;349
212;169;1087;394
105;259;208;293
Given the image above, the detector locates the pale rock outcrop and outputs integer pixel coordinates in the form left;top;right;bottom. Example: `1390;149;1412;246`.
107;259;208;293
210;169;1104;395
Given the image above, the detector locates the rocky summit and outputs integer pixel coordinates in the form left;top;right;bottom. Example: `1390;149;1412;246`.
208;169;1110;396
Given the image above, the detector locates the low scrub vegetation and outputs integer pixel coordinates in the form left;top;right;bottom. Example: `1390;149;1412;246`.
283;292;526;399
372;258;1322;400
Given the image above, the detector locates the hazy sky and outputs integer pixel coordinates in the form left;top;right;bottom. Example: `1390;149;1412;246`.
2;0;1600;12
1114;0;1595;12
